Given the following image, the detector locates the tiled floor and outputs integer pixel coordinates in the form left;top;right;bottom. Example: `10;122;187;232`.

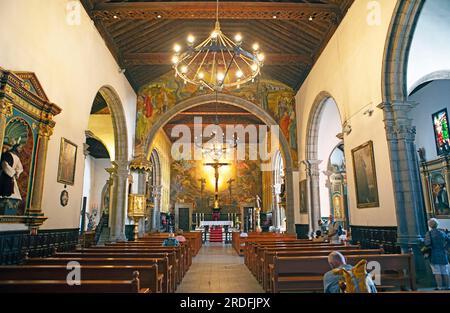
176;243;265;293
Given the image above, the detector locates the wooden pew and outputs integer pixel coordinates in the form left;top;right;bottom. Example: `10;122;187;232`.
271;253;416;293
261;249;384;291
75;246;185;282
25;256;172;293
106;242;192;270
54;251;178;292
0;279;145;293
0;264;161;293
233;232;298;256
249;244;357;275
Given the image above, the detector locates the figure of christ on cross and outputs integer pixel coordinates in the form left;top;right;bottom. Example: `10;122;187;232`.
203;160;231;211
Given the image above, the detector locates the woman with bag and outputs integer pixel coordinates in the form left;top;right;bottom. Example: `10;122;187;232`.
424;218;450;290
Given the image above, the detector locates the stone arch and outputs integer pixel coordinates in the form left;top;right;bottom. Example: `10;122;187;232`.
304;91;342;235
150;148;162;186
95;85;129;241
380;0;427;258
408;70;450;96
143;93;296;233
305;91;343;161
97;86;128;163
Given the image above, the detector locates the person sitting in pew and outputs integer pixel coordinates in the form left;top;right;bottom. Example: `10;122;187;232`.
175;230;186;243
323;251;377;293
312;230;325;243
162;233;180;247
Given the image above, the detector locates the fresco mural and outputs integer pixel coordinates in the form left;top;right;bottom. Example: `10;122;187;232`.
170;149;262;212
135;72;298;165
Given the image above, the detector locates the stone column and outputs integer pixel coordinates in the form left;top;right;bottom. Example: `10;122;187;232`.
302;160;322;236
109;160;129;242
272;184;282;230
152;185;162;231
29;124;53;216
137;172;147;238
0;100;13;159
418;164;433;216
378;101;427;271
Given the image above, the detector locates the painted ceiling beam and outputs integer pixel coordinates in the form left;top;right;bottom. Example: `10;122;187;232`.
123;52;313;66
90;2;342;22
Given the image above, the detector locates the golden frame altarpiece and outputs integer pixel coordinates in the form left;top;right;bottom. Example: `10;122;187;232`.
0;67;61;233
419;155;450;219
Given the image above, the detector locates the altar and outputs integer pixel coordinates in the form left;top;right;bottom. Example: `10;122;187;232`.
200;220;233;227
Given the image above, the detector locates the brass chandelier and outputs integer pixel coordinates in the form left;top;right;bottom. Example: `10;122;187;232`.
171;0;264;91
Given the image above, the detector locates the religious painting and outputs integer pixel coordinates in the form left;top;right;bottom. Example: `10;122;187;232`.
57;138;78;185
0;118;34;216
135;73;298;166
432;108;450;155
332;193;344;220
299;179;307;214
351;141;379;208
430;170;450;217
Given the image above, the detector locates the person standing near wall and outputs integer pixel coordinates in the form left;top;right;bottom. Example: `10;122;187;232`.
424;218;450;290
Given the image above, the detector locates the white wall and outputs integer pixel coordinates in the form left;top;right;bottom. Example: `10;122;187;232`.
296;0;398;226
317;99;342;218
408;0;450;90
409;79;450;230
81;156;111;230
0;0;136;231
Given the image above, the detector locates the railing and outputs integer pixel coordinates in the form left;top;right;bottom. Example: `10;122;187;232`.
94;213;109;244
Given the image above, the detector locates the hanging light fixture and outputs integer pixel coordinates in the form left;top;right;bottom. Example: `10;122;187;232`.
194;92;239;161
172;0;264;91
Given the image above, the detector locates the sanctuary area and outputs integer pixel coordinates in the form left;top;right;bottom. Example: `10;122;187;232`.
0;0;449;295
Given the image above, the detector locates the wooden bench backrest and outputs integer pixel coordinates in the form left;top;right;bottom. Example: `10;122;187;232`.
25;257;171;293
0;264;158;292
0;279;141;293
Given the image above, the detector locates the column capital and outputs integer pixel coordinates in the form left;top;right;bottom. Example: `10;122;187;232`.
37;123;53;138
0;100;13;117
152;185;162;197
112;160;129;176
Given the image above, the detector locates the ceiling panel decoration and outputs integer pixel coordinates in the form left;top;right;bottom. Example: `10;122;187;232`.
81;0;353;91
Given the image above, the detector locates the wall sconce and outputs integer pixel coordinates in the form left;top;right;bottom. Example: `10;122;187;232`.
363;108;374;117
342;123;352;135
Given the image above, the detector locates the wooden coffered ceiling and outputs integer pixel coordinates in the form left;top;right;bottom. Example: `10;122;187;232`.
163;102;265;143
81;0;354;92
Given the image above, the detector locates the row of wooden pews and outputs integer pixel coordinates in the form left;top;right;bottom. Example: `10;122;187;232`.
0;231;202;293
238;233;417;293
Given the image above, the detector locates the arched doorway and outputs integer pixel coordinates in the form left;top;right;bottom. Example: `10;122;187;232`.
305;92;345;235
81;86;129;242
143;93;296;233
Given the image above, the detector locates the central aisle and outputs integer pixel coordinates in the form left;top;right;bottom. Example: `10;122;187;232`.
176;243;265;293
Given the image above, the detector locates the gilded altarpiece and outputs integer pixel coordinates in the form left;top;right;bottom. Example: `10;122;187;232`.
0;68;61;232
420;156;450;219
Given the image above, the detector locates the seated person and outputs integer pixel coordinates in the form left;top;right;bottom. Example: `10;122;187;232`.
175;229;186;243
239;231;248;238
323;251;377;293
312;230;325;242
162;232;180;247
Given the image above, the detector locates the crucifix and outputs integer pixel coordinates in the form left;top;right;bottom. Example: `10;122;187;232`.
203;160;230;209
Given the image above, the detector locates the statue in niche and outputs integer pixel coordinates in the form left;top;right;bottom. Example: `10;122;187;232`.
0;132;26;215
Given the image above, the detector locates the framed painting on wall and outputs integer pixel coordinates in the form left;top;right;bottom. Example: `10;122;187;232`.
430;170;450;218
351;141;379;208
432;108;450;155
57;138;78;185
299;179;307;213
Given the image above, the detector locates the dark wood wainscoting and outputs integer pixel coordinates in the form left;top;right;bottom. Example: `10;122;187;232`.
295;224;310;239
0;228;79;265
350;225;400;254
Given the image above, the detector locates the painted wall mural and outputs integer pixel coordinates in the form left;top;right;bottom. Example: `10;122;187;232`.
135;72;298;165
170;156;262;213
